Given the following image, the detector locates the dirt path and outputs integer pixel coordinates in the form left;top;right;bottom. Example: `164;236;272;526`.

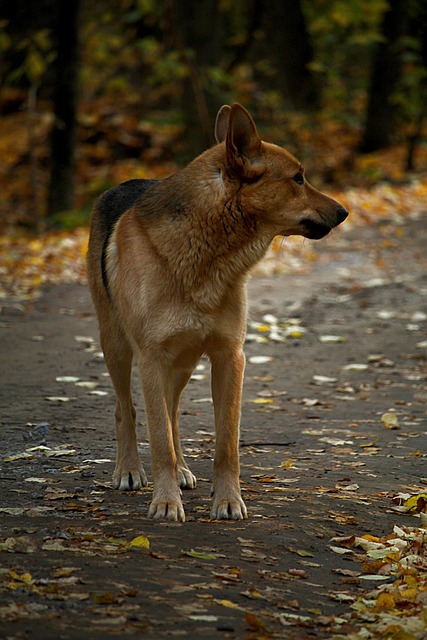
1;213;426;639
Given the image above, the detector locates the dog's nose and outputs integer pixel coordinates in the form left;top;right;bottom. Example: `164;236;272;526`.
336;206;349;224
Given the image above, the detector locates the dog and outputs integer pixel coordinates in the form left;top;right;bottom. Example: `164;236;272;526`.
87;102;348;522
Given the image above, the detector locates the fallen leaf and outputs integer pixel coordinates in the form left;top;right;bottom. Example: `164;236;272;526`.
342;363;369;371
286;547;314;557
288;568;308;579
381;412;400;429
320;335;346;343
245;612;268;631
280;459;294;468
313;375;337;384
92;592;117;605
75;381;99;389
404;494;427;513
129;535;150;549
217;599;240;609
0;508;26;515
248;356;273;364
375;591;395;610
181;549;219;560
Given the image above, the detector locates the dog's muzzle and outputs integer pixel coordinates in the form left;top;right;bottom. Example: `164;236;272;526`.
301;205;349;240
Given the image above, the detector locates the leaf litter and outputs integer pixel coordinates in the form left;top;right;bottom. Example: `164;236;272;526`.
330;524;427;640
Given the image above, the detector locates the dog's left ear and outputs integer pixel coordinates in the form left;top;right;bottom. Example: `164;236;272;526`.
215;105;231;143
225;103;264;181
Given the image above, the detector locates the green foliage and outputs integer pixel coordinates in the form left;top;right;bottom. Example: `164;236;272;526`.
392;35;427;130
303;0;388;117
7;28;55;86
137;38;187;85
0;20;12;56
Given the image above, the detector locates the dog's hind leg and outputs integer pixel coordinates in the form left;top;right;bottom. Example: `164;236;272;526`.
210;345;248;520
99;315;147;491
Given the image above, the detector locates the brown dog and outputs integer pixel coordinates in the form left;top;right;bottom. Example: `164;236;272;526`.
87;103;348;521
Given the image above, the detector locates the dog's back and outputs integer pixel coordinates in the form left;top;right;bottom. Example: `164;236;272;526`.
88;178;159;296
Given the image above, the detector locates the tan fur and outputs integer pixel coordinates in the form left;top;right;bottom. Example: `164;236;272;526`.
86;103;348;521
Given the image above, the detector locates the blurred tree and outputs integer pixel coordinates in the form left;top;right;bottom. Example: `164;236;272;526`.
254;0;320;111
47;0;81;218
164;0;232;158
396;0;427;170
360;0;409;151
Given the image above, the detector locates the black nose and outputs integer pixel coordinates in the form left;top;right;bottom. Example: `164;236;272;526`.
336;206;348;224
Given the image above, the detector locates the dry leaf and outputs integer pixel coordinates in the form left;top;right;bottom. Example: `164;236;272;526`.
381;412;400;429
129;535;150;549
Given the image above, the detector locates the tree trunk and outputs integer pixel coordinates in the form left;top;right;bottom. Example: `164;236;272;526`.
256;0;320;111
47;0;81;218
167;0;225;160
360;0;408;153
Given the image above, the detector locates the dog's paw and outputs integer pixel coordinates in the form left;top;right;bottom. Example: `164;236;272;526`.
113;466;148;491
211;496;248;521
178;466;197;490
148;497;185;522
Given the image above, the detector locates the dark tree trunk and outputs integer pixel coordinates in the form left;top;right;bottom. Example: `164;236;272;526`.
257;0;320;111
360;0;408;153
47;0;81;218
167;0;225;160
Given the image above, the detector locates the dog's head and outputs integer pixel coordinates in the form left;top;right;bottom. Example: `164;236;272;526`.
215;103;348;240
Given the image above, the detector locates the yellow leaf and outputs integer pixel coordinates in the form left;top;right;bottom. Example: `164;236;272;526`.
256;324;270;332
288;329;303;338
397;587;417;603
93;592;116;605
245;612;268;631
381;412;400;429
404;493;427;512
375;592;395;610
249;398;274;404
359;440;378;448
9;570;32;584
218;599;239;609
129;535;150;549
361;534;380;542
280;459;294;468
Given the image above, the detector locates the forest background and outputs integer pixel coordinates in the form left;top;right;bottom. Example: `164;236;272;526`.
0;0;426;298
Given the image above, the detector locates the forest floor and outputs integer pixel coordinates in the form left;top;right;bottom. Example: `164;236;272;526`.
1;197;427;639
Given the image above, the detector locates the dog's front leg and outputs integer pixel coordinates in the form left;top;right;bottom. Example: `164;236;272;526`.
138;353;185;522
210;346;248;520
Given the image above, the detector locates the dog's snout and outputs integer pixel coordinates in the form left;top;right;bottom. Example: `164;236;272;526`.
336;206;348;224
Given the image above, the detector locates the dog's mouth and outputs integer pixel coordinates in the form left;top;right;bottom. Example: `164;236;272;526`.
300;218;331;240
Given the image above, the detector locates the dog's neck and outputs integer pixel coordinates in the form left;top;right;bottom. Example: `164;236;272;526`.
140;152;273;308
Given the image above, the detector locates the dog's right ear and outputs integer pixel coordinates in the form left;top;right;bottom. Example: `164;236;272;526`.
215;105;231;143
225;103;264;181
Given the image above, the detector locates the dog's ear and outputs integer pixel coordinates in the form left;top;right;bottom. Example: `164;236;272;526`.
215;105;231;143
226;103;264;181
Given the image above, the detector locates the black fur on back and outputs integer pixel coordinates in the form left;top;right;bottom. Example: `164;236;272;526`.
99;178;159;293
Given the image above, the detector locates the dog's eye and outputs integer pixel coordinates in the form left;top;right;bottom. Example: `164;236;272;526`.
293;172;304;185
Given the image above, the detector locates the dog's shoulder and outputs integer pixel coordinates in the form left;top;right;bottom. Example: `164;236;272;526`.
97;179;160;232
